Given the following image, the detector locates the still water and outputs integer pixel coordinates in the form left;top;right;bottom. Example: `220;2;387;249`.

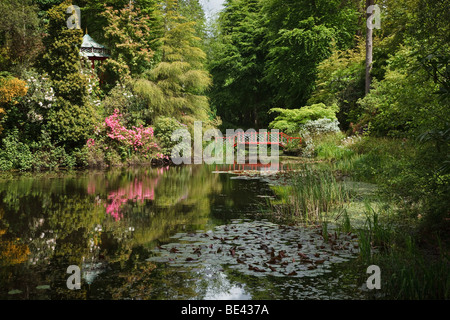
0;164;365;300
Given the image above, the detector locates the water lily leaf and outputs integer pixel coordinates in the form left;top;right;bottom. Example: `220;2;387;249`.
8;289;22;295
36;285;51;290
149;219;358;278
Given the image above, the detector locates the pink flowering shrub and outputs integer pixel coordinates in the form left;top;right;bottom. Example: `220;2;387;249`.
86;138;95;148
84;109;168;166
103;109;160;157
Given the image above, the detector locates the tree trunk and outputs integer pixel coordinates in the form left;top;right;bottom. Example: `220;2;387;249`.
365;0;374;95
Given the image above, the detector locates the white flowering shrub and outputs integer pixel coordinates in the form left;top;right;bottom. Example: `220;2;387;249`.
299;118;341;157
22;69;55;123
80;57;104;109
299;118;341;136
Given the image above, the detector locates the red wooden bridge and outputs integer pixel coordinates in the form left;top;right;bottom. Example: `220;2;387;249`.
216;131;301;148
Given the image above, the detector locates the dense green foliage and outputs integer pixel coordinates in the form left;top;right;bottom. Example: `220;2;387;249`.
207;0;268;129
208;0;448;299
0;0;449;300
0;0;214;169
208;0;360;129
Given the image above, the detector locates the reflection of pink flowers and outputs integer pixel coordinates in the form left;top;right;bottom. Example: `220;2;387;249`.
88;167;171;221
105;178;156;221
87;181;96;194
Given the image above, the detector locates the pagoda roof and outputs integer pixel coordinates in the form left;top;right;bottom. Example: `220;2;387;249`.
80;34;109;58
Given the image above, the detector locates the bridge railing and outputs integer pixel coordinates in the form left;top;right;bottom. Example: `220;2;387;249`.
215;131;301;147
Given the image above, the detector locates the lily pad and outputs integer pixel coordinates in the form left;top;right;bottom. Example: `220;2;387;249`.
147;219;359;278
36;285;51;290
8;289;22;295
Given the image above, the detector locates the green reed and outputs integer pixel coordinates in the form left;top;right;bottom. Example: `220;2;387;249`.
271;165;351;222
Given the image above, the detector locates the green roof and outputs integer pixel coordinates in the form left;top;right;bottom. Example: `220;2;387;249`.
80;34;109;58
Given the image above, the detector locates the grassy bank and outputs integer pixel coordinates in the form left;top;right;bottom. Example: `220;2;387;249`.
271;133;450;299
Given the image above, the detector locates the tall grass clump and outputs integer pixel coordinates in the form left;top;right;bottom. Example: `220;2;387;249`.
357;202;393;263
356;202;450;299
368;233;450;299
315;132;355;161
271;165;351;222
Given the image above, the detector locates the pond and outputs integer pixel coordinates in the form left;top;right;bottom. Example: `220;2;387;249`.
0;162;367;300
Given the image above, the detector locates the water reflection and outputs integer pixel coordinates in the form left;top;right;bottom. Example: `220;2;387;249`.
203;272;252;300
0;164;364;300
0;165;275;299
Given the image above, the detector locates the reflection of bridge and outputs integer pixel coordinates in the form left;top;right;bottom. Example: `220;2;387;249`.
215;162;296;172
216;131;301;148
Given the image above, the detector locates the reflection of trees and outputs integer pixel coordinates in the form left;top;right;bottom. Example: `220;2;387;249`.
84;165;224;299
0;173;117;298
0;164;225;299
89;260;199;300
130;165;223;246
83;165;223;246
0;228;30;267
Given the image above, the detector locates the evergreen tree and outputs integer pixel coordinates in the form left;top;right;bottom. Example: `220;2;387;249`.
40;0;99;148
179;0;207;44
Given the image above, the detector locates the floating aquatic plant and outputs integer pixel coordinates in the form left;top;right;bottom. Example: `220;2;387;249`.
147;219;359;278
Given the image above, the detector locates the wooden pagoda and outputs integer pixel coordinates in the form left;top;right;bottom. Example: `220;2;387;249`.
80;33;109;69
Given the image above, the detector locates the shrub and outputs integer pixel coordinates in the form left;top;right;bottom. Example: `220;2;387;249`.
0;74;28;134
299;118;341;157
81;109;161;167
153;116;188;156
316;135;354;161
104;109;157;153
0;130;33;171
300;118;341;136
269;103;339;134
356;45;446;138
0;129;82;171
0;76;28;104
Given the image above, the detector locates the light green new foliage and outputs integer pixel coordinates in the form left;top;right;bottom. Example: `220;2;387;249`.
357;44;448;137
269;103;339;134
308;39;366;129
136;0;213;126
